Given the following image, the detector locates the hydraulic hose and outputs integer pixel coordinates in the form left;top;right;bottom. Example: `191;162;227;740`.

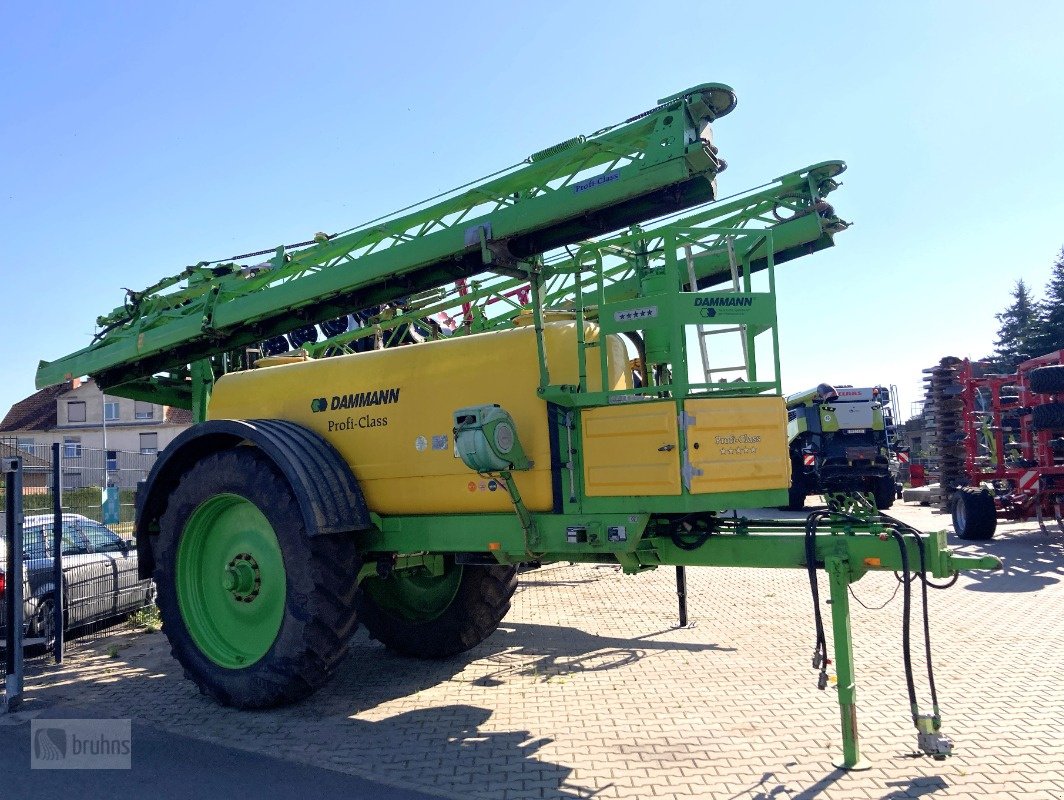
888;529;919;723
804;510;832;686
880;511;960;589
909;530;942;724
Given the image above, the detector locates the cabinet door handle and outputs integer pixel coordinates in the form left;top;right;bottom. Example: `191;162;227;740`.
658;444;675;452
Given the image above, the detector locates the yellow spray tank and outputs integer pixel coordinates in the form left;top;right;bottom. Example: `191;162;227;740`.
208;320;630;515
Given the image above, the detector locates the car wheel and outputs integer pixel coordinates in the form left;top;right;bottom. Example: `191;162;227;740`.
32;596;57;652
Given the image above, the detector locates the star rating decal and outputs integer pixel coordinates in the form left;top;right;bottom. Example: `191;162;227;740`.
614;306;658;322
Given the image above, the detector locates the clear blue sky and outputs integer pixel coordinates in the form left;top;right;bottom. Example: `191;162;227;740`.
3;1;1062;421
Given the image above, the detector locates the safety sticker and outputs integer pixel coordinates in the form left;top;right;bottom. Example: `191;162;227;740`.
432;434;448;451
415;435;427;452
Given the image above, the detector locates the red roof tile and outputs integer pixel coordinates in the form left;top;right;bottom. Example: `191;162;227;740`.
165;407;193;425
0;383;69;432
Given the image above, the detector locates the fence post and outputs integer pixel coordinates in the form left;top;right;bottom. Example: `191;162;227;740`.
52;443;64;664
3;456;25;711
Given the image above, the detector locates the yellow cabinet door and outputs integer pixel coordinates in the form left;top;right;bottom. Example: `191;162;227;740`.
683;396;790;494
581;402;682;496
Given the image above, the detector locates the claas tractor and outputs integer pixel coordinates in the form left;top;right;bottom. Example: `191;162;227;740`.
785;384;903;511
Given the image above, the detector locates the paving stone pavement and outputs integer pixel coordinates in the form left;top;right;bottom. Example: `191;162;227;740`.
14;502;1064;799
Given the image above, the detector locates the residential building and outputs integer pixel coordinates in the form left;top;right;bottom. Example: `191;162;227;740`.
0;378;193;489
0;440;52;491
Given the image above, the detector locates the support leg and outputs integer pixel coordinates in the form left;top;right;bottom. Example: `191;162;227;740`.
826;556;870;770
675;566;689;628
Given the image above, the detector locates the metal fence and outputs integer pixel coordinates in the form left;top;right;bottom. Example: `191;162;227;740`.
2;442;158;694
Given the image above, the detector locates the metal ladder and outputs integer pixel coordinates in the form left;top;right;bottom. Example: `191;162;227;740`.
883;383;901;449
684;236;750;385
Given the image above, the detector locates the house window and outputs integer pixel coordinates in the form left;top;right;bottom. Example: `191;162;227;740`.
67;401;87;423
63;436;82;458
139;432;158;455
17;437;35;454
104;401;120;421
134;400;155;420
106;450;118;472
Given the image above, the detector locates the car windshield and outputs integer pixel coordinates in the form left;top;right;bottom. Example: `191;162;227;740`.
0;517;123;558
79;520;126;554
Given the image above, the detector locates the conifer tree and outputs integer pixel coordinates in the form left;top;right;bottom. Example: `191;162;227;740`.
990;278;1042;372
1036;247;1064;355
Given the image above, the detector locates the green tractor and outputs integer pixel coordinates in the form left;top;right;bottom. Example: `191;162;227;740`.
785;384;904;511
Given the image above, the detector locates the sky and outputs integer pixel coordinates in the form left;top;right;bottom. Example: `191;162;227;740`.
2;1;1062;423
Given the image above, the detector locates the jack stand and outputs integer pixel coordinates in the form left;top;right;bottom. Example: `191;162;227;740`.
674;566;696;628
826;557;871;771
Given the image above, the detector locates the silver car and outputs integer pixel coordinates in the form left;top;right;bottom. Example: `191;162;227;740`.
1;513;156;647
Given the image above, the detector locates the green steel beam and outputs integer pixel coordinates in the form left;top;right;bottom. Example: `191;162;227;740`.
300;161;847;361
37;84;737;393
360;510;1000;579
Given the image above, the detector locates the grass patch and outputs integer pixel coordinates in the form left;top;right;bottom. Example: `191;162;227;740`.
127;605;162;633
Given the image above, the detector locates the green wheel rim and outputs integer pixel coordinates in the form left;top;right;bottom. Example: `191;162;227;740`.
176;493;286;669
364;562;463;623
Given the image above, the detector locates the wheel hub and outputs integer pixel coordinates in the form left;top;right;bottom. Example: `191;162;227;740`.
223;553;262;602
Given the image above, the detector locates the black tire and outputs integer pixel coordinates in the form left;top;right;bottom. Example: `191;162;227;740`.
357;561;517;659
30;595;58;653
1032;403;1064;431
156;448;361;708
951;487;997;540
1030;366;1064;394
873;476;896;510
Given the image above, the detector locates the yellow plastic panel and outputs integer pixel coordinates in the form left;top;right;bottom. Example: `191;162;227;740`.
684;396;790;494
208;321;630;515
581;401;681;496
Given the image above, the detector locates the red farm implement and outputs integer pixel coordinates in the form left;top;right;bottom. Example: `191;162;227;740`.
939;351;1064;539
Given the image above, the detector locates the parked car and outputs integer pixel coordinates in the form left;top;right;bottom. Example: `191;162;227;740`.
0;513;155;648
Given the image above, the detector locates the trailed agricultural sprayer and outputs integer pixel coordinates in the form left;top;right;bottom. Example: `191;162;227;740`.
37;83;999;768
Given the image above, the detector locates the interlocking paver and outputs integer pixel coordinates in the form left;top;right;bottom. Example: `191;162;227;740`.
15;504;1064;799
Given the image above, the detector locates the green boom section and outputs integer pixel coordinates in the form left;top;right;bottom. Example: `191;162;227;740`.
301;161;848;359
37;84;737;396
